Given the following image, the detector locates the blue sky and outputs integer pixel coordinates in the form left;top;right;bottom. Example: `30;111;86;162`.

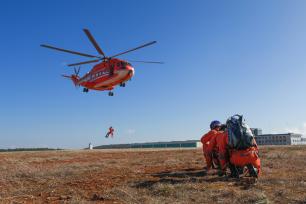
0;0;306;149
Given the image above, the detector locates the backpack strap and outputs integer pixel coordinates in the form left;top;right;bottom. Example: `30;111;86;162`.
233;114;244;150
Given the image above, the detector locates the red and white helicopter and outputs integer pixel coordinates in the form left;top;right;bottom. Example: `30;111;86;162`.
41;28;162;96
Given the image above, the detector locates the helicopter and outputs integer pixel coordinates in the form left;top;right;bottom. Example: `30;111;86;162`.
41;28;162;96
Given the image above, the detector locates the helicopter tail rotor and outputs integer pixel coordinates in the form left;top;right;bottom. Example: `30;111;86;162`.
74;66;81;77
61;74;79;87
62;67;80;87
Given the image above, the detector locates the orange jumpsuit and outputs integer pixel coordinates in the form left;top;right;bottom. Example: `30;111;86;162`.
216;131;261;176
230;141;261;175
215;131;229;172
105;127;114;138
201;130;220;170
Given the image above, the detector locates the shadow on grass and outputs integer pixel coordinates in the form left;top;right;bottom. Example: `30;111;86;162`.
133;168;256;190
133;168;231;189
233;178;258;190
151;168;207;178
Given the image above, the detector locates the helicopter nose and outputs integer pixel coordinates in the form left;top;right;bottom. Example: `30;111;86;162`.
129;67;134;76
126;66;134;76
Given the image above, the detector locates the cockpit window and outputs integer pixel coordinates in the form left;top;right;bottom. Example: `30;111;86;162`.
121;62;130;66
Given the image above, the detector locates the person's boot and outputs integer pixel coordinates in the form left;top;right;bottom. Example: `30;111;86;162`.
237;167;244;175
246;164;258;178
217;170;225;177
229;164;239;178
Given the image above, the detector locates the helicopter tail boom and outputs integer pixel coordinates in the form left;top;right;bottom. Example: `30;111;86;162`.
62;74;79;86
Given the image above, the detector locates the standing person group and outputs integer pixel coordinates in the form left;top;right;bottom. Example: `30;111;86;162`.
201;115;261;178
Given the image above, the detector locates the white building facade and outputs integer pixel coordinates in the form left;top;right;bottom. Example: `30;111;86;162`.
255;133;306;145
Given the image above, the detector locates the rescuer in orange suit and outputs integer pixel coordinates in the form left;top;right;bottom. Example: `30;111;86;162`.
229;139;261;177
105;126;114;138
215;130;229;176
216;131;261;177
201;120;222;172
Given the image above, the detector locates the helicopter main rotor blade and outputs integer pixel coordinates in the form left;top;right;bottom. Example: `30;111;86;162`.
109;41;157;58
128;60;164;64
41;44;99;58
68;59;100;67
83;28;106;58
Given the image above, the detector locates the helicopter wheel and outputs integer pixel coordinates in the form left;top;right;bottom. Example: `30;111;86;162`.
108;91;114;96
120;83;126;87
83;88;89;93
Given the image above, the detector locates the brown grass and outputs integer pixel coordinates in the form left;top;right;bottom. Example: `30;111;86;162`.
0;146;306;203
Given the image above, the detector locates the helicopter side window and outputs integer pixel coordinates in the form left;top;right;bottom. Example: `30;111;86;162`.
110;65;114;75
120;62;127;68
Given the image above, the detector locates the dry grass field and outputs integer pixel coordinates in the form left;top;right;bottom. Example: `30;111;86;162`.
0;146;306;204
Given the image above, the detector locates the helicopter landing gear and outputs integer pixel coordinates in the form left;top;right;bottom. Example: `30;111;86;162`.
120;82;126;87
83;88;89;93
108;91;114;96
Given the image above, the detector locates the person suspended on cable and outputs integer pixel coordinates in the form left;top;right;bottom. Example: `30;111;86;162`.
105;126;114;138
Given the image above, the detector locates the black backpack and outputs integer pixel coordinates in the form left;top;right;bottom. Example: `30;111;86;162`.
226;114;255;150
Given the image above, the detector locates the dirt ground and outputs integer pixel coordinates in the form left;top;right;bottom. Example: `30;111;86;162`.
0;146;306;204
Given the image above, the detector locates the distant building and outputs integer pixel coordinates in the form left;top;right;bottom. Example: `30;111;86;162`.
255;133;306;145
251;128;262;136
89;143;93;150
94;140;202;149
92;131;306;150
